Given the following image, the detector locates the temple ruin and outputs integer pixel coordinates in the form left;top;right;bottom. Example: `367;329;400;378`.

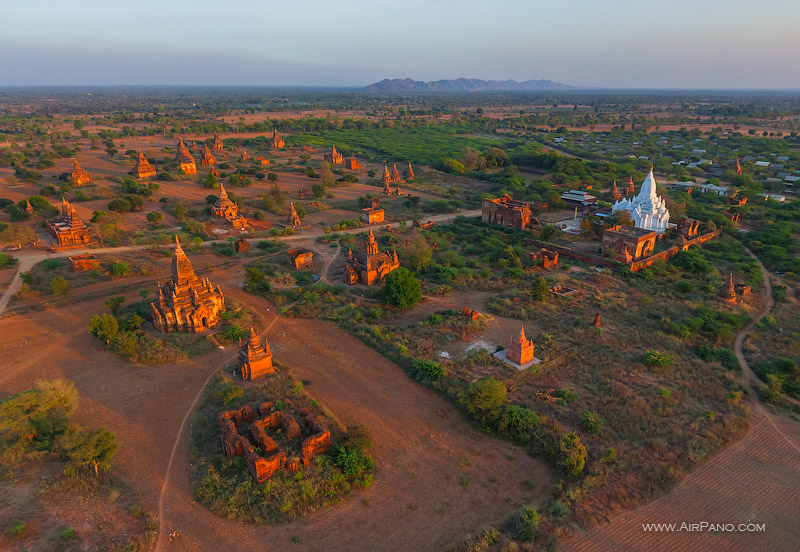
361;197;385;224
602;225;657;262
271;128;285;149
199;144;216;166
324;145;344;164
288;248;314;270
482;195;539;230
218;401;332;483
286;203;301;227
150;237;225;332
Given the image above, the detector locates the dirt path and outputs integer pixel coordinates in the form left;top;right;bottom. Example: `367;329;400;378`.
154;287;552;551
562;248;800;551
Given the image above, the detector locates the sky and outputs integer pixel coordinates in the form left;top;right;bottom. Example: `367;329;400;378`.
1;0;799;89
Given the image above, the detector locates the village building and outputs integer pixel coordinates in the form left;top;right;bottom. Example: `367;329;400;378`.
239;327;274;381
611;169;670;233
288;248;314;270
343;227;400;285
507;326;535;366
361;197;384;224
211;183;248;229
47;198;93;247
175;138;197;174
134;149;157;179
212;132;224;152
68;254;100;272
287;202;301;227
561;190;597;207
271;128;285;149
482;195;539;229
70;158;91;186
199;144;216;166
324;145;343;164
345;158;361;170
602;225;657;262
150;237;226;333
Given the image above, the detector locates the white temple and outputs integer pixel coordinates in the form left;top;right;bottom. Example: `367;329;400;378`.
611;168;670;233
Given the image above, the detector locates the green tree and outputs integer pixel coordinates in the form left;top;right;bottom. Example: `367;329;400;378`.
267;173;278;182
382;267;421;309
104;296;125;315
580;410;604;435
202;173;218;189
498;404;539;442
514;506;540;542
57;426;119;476
531;276;549;302
146;211;163;226
461;376;507;417
89;314;119;344
50;276;70;296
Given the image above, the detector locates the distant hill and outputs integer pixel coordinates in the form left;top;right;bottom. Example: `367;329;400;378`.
363;77;572;93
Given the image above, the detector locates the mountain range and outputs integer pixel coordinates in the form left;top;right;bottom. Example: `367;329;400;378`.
363;77;572;92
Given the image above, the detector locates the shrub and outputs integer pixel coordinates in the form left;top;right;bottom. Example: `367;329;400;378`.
580;410;604;435
513;506;540;542
213;377;244;405
89;313;119;344
557;432;587;476
50;276;70;296
411;358;446;380
642;350;673;368
498;404;539;442
382;268;421;309
108;261;131;278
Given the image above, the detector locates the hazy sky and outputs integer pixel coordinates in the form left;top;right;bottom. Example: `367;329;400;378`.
2;0;799;88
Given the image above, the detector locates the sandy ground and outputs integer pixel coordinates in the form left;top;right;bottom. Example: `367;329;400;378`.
0;262;553;552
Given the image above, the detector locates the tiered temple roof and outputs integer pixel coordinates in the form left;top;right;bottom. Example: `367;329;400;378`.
507;325;535;366
200;144;216;166
611;169;670;233
212;132;224;152
150;237;226;332
70;158;91;186
287;202;301;227
134;149;157;179
239;327;274;380
175;138;197;174
324;144;343;164
271;128;285;149
344;227;400;286
211;182;247;228
47;198;93;247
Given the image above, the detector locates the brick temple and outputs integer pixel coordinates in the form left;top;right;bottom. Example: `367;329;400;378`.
507;325;535;366
175;138;197;174
271;128;285;149
343;227;400;285
287;202;301;227
47;198;93;247
133;149;157;179
482;195;537;229
211;182;247;229
239;327;274;380
212;132;224;152
70;158;91;186
602;225;657;262
150;236;226;332
324;144;343;164
199;144;216;166
361;197;384;224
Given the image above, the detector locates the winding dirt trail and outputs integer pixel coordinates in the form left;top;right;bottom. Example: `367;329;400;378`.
562;248;800;551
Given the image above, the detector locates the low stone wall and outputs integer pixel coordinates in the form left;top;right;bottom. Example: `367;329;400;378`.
531;227;722;272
